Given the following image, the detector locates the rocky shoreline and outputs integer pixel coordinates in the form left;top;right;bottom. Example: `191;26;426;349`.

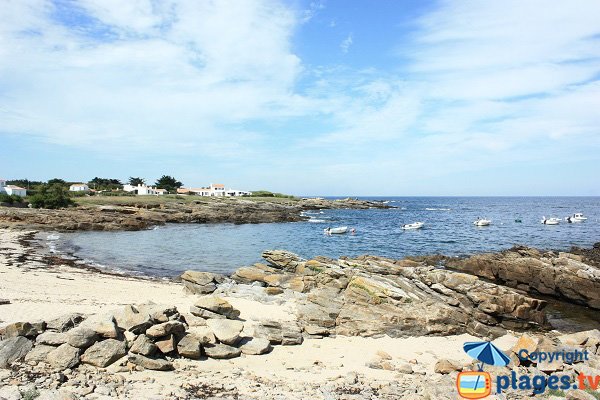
0;197;391;232
2;229;600;399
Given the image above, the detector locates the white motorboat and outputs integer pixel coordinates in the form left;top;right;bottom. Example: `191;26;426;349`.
565;213;587;223
324;226;348;234
473;218;491;226
402;222;424;230
541;217;560;225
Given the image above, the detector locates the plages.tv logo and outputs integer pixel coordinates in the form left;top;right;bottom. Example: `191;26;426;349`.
457;341;511;399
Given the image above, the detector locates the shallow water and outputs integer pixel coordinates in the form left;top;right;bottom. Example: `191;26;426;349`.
52;196;600;277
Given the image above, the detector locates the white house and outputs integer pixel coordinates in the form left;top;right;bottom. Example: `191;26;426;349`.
0;179;27;197
178;183;251;197
69;183;89;192
123;183;165;195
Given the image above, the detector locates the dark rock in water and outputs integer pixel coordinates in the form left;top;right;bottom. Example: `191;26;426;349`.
0;336;33;368
128;354;174;371
80;339;127;367
180;271;226;295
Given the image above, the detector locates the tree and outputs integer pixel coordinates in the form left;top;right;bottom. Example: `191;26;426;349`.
29;184;74;209
155;175;183;193
87;177;122;190
47;178;67;186
128;177;145;186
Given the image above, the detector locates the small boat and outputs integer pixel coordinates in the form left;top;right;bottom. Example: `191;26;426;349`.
514;219;522;223
565;213;587;223
541;217;560;225
473;218;491;226
402;222;424;230
324;226;348;234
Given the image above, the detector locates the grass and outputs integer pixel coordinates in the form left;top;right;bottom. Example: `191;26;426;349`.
74;195;300;206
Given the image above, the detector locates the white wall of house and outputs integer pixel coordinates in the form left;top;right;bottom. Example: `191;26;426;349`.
3;185;27;197
69;184;89;192
123;183;164;195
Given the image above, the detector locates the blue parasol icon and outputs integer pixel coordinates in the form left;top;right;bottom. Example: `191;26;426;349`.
463;341;511;367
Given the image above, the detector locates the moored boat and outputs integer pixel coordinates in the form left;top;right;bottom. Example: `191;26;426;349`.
541;217;560;225
324;226;348;234
473;218;491;226
402;222;424;230
565;213;587;223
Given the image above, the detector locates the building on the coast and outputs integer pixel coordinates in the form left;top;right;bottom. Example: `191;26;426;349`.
0;179;27;197
177;183;251;197
123;183;165;195
69;183;89;192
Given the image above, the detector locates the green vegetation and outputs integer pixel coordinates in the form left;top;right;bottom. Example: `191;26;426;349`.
248;190;295;199
29;184;75;209
7;179;44;188
0;193;25;204
128;177;145;186
88;177;122;191
155;175;183;193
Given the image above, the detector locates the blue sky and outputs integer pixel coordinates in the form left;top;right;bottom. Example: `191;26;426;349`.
1;0;599;195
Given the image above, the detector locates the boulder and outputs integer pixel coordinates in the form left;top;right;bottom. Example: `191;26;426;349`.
128;354;174;371
36;332;68;346
136;303;179;323
189;306;226;320
145;321;185;338
0;336;33;368
188;326;217;345
434;359;462;374
113;305;153;334
193;296;240;319
253;320;303;345
24;344;55;363
237;337;272;355
46;343;80;369
46;313;85;332
558;330;600;346
177;334;202;359
206;319;244;345
262;250;305;272
155;335;176;354
4;322;38;338
204;343;241;359
80;339;127;367
79;314;119;339
66;327;98;349
180;271;226;295
231;264;276;284
130;334;157;356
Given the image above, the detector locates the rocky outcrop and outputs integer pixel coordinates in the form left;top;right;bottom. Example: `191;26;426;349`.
444;245;600;309
180;271;227;295
0;337;33;368
233;250;549;339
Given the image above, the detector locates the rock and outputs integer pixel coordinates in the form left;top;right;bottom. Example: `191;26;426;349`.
36;331;68;346
4;322;38;338
113;305;152;334
559;330;600;346
0;336;33;368
512;334;539;357
66;327;98;349
193;296;240;319
265;287;284;295
566;390;597;400
80;339;127;367
304;325;330;336
231;264;277;284
237;337;272;355
188;326;217;345
204;343;242;359
396;363;414;374
128;354;174;371
46;313;85;332
262;250;305;272
253;320;303;345
206;319;244;345
79;314;119;339
189;306;226;319
155;335;176;354
0;386;21;400
130;334;157;356
24;344;55;363
176;334;202;359
136;303;179;323
376;351;392;360
434;359;462;374
145;321;185;338
180;271;226;295
46;343;80;369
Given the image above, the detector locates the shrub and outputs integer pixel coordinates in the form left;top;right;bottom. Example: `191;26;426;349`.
0;193;24;204
28;184;75;209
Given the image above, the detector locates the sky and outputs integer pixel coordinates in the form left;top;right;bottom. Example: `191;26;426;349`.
1;0;599;196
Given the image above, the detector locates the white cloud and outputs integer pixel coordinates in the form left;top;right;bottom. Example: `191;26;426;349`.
340;33;353;53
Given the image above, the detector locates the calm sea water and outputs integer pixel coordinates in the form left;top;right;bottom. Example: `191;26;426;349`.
52;197;600;278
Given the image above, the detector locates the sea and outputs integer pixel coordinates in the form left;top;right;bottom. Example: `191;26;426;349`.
49;196;600;278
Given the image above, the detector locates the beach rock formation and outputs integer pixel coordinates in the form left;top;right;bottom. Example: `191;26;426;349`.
444;245;600;309
231;250;548;339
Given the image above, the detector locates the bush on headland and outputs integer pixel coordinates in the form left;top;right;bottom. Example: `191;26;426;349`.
28;184;75;209
0;193;25;205
248;190;295;198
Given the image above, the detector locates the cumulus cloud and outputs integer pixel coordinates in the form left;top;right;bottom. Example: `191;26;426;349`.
340;33;353;53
